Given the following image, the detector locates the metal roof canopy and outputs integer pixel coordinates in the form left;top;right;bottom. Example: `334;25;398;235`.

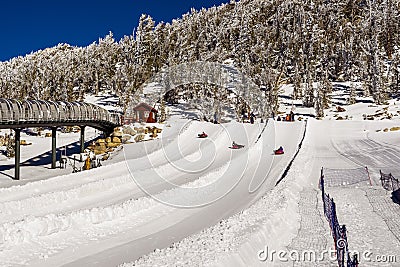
0;98;121;132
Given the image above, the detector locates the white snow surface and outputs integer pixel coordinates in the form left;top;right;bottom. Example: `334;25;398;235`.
0;117;305;266
122;119;400;267
0;103;399;266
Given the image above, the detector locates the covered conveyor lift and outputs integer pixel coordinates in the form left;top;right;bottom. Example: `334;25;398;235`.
0;98;121;180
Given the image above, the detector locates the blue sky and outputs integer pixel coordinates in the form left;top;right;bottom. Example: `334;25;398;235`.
0;0;229;62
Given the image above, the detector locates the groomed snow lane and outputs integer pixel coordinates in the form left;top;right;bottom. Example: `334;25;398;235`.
0;120;305;266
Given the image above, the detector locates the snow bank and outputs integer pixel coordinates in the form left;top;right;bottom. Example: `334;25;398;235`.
0;193;155;250
0;172;133;224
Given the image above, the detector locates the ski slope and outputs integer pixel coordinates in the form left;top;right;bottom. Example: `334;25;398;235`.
0;119;305;266
0;117;399;266
124;119;400;267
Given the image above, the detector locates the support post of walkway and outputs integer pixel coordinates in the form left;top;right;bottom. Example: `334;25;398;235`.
14;128;21;180
80;126;86;153
51;127;57;169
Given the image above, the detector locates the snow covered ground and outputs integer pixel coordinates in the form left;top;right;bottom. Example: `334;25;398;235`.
121;119;400;267
0;128;99;187
0;117;305;266
0;95;399;266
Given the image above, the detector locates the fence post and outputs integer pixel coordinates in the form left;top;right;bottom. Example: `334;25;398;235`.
353;254;359;267
14;128;21;180
322;176;326;214
366;166;372;186
340;225;347;267
331;200;337;243
51;127;57;169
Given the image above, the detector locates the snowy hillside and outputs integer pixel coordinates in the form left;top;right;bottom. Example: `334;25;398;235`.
0;0;399;121
0;0;398;265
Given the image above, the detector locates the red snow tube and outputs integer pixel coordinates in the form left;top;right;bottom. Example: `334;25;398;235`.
198;133;208;138
274;149;284;155
231;144;244;149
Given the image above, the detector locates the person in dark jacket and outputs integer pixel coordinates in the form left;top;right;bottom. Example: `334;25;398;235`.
250;112;255;124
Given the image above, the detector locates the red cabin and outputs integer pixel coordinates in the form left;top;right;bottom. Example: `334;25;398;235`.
132;102;158;123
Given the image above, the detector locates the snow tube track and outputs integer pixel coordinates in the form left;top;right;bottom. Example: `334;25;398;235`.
331;135;400;180
0;121;228;222
0;120;305;266
275;120;308;186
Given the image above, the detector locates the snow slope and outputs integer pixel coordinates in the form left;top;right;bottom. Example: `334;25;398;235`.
122;119;400;267
1;107;398;267
219;119;400;266
0;118;305;266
